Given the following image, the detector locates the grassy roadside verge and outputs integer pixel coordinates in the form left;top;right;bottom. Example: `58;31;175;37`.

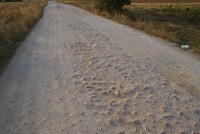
59;0;200;54
0;0;47;70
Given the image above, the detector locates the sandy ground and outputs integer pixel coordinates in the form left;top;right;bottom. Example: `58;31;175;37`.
0;1;200;134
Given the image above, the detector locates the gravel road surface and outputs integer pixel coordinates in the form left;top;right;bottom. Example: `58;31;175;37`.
1;1;200;134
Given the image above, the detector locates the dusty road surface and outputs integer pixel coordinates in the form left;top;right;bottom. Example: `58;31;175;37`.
1;1;200;134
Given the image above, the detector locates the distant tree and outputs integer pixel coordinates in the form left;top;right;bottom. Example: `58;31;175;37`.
95;0;131;12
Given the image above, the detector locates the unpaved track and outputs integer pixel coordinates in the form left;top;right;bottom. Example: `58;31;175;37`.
1;1;200;134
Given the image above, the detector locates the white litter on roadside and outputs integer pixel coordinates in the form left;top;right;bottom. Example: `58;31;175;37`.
181;45;190;49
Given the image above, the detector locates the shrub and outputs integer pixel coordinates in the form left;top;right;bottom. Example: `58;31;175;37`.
95;0;131;12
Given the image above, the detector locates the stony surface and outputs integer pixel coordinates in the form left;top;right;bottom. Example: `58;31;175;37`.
0;1;200;134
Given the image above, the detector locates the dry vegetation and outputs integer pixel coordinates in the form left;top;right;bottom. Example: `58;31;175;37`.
0;0;46;69
133;0;200;3
59;0;200;54
130;2;200;9
124;5;200;51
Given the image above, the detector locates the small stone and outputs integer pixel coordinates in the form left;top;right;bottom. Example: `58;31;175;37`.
79;112;85;116
144;86;152;91
111;87;116;90
173;96;180;101
164;122;171;128
194;109;200;115
102;91;108;96
106;108;114;115
161;115;174;120
144;126;151;132
179;112;184;116
110;101;119;107
114;90;120;97
86;85;95;89
118;117;125;124
118;131;125;134
132;111;138;116
108;119;117;126
98;127;103;131
132;119;141;126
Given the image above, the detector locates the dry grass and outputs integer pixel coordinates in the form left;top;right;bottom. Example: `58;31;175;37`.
124;5;200;52
129;3;200;9
0;0;47;69
133;0;200;3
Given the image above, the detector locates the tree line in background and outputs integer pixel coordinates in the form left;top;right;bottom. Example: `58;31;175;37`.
133;0;200;3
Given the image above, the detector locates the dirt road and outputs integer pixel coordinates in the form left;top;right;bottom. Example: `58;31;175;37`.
1;1;200;134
